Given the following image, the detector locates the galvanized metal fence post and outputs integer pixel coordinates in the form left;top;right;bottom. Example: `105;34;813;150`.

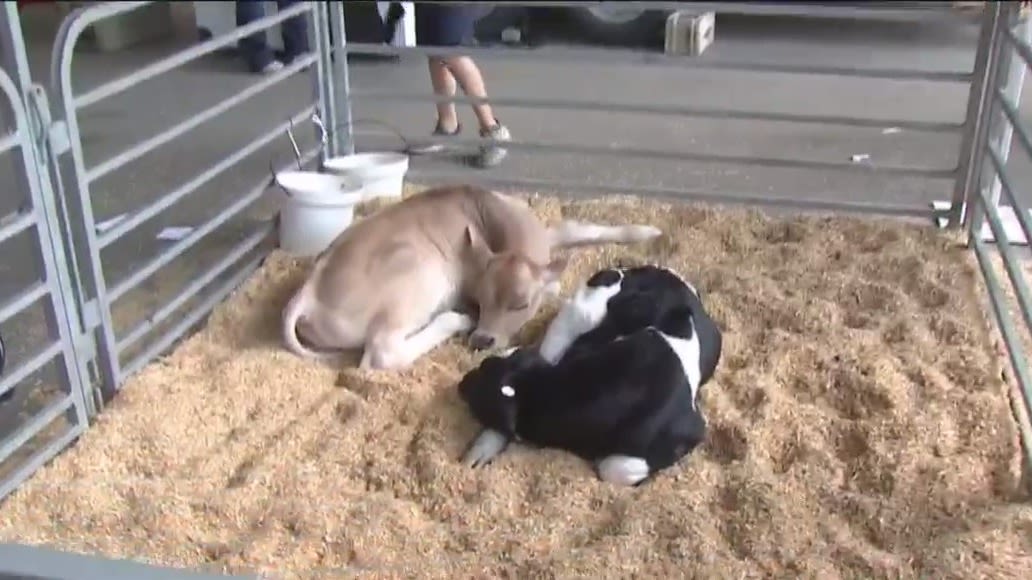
48;6;131;403
949;1;1006;229
328;2;355;156
310;1;337;160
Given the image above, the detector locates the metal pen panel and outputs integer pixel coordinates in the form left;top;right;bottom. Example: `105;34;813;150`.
0;3;91;503
47;1;324;399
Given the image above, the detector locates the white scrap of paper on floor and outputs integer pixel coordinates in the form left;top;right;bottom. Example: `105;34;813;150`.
931;200;1031;245
850;153;871;163
95;213;128;233
881;127;902;135
156;226;194;241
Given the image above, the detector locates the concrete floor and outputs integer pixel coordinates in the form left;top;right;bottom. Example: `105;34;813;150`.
2;6;1031;459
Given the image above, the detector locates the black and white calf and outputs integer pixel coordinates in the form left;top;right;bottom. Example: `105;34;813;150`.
456;265;722;486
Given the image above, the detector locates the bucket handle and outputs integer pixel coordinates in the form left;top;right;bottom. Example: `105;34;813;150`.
267;115;413;198
322;117;414;155
268;115;314;199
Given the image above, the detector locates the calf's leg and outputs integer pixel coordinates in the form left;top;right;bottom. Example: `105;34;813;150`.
548;220;661;249
360;311;474;370
596;455;650;487
462;428;510;468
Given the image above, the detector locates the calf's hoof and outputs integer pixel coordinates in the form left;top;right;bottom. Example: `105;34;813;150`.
462;429;509;468
597;455;650;487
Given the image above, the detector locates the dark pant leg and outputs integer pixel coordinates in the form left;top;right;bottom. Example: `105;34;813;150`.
276;0;310;61
236;0;275;72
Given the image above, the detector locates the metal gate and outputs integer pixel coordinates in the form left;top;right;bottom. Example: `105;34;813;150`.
47;0;335;402
0;0;339;504
0;3;90;500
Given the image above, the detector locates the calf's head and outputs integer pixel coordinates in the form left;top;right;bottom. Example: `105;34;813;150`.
457;346;544;437
464;227;567;350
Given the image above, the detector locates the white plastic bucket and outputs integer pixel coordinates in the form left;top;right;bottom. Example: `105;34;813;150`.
323;152;409;200
275;170;365;257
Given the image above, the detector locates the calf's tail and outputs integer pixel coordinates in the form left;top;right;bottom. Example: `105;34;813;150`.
282;285;326;360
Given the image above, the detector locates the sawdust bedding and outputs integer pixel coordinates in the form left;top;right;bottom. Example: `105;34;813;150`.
1;191;1031;579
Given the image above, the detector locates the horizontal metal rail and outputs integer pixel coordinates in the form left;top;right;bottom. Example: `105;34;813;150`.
85;53;316;184
0;341;62;400
97;106;315;249
0;394;74;466
1006;23;1032;74
74;2;311;110
406;167;941;219
0;282;47;326
426;1;973;22
352;91;963;133
971;235;1032;465
116;223;273;354
410;137;956;178
994;85;1032;169
0;211;35;245
121;252;266;379
0;541;255;580
0;421;81;501
107;145;320;303
985;141;1032;255
0;130;18;155
339;42;972;83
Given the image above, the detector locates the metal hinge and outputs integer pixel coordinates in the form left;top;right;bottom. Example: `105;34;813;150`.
72;298;101;384
81;298;102;332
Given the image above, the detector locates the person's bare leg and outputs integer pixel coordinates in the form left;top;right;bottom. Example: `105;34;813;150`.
442;55;496;131
410;57;463;155
443;55;512;167
428;57;459;132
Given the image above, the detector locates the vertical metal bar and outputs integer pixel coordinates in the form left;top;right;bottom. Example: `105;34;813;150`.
24;86;94;425
310;1;337;160
49;14;123;401
950;2;1006;229
0;7;91;431
328;1;355;155
0;1;31;93
968;3;1025;243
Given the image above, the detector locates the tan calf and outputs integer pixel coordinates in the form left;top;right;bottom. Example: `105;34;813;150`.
281;184;661;370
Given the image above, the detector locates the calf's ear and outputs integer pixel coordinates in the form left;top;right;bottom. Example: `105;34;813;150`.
464;226;494;270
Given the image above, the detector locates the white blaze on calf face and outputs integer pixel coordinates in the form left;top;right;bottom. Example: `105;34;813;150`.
500;385;516;398
656;319;703;409
538;270;624;364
